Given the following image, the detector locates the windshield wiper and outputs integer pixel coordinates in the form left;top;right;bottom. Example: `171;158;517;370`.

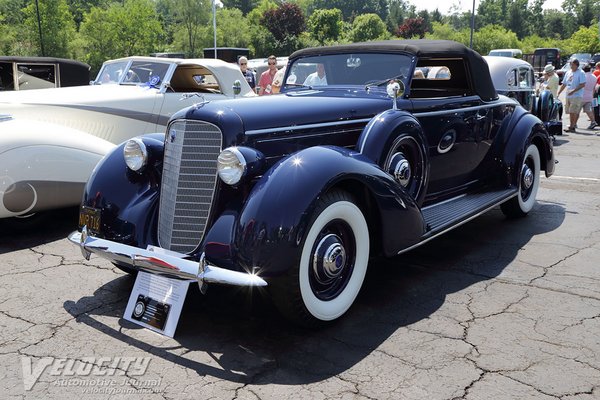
285;83;312;90
364;74;405;91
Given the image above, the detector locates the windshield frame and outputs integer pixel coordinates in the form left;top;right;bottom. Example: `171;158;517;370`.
94;59;174;89
282;52;414;93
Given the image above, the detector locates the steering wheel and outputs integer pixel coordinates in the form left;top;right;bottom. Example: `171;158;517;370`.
125;69;140;83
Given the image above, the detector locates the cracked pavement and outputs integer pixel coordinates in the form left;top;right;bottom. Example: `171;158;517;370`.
1;118;599;399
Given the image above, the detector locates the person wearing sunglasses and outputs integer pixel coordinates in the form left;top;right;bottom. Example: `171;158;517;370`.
238;56;256;91
259;55;278;95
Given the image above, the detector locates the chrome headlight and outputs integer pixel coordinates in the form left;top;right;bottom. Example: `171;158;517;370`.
123;138;148;171
217;147;246;185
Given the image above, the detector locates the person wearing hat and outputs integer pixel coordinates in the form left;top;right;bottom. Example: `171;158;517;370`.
540;64;559;98
557;59;587;132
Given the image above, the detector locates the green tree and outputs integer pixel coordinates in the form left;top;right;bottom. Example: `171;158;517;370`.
0;0;26;25
520;34;552;54
528;0;544;36
425;21;469;45
0;0;27;54
562;25;600;54
385;0;409;33
308;8;343;45
67;0;108;29
80;0;164;71
472;24;519;55
23;0;76;57
506;0;530;39
221;0;257;15
214;7;251;48
476;0;504;29
348;13;388;42
311;0;387;21
246;0;278;57
543;10;567;40
168;0;210;57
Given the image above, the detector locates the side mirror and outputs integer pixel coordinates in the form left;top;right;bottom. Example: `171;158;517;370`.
233;80;242;97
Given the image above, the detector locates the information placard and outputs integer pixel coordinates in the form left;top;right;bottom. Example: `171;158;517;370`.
124;272;190;337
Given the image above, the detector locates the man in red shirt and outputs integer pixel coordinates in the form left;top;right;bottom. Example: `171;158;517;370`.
593;63;600;84
259;55;278;95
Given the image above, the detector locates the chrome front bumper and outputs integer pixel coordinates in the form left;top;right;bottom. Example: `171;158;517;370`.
68;226;267;288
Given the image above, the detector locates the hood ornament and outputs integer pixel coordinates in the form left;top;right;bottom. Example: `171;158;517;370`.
386;80;404;111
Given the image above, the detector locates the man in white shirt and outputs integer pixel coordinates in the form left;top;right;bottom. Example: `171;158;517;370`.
303;63;327;86
557;59;587;132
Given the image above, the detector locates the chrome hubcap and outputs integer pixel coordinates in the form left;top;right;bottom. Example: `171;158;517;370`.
522;164;533;190
313;234;347;285
391;153;411;187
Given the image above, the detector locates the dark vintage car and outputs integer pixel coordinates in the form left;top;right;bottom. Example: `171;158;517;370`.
69;40;555;326
0;56;90;91
484;56;562;137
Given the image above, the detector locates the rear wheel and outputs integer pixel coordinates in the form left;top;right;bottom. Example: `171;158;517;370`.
271;190;370;326
501;144;540;218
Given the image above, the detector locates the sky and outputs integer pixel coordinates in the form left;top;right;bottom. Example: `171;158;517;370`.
404;0;565;15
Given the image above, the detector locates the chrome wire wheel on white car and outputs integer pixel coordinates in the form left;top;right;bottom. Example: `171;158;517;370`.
501;143;540;218
272;190;370;326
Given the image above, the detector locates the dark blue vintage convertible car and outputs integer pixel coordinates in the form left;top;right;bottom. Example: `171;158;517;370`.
70;40;555;326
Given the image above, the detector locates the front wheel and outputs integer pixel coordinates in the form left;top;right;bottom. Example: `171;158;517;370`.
271;190;370;326
501;144;540;218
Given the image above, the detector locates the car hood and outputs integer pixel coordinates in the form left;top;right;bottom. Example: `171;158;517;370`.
0;84;159;107
181;88;394;135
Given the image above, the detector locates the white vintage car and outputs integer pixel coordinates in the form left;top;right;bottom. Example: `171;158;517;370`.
0;56;255;219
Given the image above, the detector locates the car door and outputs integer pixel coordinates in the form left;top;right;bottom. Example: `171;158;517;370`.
409;59;497;199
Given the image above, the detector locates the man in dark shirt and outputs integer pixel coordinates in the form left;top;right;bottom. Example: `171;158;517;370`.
238;56;256;92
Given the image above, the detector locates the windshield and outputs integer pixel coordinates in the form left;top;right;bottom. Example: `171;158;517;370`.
94;60;172;87
283;53;412;90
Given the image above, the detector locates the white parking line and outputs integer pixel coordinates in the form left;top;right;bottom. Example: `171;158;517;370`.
551;175;600;182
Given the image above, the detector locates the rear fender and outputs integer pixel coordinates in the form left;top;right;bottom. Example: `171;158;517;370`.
498;109;554;186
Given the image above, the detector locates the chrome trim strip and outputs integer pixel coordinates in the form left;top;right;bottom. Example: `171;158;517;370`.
0;103;170;126
410;100;516;118
245;118;372;136
68;228;267;287
397;192;518;255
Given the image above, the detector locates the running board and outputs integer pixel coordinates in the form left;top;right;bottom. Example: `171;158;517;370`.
422;188;517;236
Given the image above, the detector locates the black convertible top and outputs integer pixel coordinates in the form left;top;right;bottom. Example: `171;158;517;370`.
0;56;91;87
290;40;497;102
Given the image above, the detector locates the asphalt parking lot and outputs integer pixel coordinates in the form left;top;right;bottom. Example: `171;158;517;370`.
1;113;599;399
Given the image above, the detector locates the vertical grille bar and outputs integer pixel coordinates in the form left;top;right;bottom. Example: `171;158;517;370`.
158;119;222;253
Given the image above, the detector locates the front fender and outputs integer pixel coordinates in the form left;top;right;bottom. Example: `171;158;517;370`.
230;146;426;278
80;133;165;247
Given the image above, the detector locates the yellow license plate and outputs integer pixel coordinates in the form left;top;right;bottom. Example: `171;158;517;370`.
79;206;101;234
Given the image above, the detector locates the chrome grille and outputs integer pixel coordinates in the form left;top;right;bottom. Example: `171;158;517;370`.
158;120;222;253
